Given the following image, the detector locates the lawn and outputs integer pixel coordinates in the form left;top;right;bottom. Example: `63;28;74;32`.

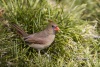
0;0;100;67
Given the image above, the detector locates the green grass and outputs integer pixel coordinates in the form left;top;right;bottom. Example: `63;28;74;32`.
0;0;100;67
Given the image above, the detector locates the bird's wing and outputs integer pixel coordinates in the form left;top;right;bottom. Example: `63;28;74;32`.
24;34;47;44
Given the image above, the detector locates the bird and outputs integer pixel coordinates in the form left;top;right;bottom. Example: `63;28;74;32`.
11;20;60;55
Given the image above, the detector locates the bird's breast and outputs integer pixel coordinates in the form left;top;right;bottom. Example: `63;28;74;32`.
46;35;55;45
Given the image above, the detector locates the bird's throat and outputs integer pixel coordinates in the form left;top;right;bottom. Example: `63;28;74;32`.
45;27;56;35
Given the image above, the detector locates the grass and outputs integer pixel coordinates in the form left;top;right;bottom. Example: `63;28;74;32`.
0;0;100;67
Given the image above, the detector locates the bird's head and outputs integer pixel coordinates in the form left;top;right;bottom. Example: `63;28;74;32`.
48;20;60;32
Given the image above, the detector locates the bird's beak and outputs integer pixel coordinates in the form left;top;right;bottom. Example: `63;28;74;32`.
54;26;60;31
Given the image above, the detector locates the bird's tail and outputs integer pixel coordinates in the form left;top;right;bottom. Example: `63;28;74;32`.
11;23;28;37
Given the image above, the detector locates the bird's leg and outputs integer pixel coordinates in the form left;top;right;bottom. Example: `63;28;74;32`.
44;50;51;60
38;49;41;57
41;50;50;59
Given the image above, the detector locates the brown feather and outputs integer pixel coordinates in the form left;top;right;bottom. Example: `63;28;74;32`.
11;24;28;37
25;37;46;44
24;31;49;44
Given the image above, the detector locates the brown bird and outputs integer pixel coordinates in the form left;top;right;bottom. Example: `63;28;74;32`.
11;20;60;55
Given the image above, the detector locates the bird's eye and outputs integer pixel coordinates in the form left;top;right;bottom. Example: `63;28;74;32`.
52;25;54;27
